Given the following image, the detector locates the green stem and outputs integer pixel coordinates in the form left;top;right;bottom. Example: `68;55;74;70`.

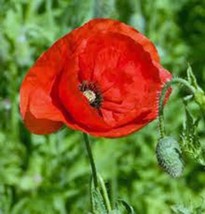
83;133;98;189
158;77;196;139
98;174;112;212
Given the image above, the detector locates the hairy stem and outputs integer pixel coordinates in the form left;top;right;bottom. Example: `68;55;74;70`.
158;77;196;138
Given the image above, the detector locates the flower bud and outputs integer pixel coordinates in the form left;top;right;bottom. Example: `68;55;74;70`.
156;137;184;177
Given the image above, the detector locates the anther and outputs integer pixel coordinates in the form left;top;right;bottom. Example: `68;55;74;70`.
79;81;103;108
83;90;97;104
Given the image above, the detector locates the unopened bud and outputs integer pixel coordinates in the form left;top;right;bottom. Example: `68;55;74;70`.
156;137;184;178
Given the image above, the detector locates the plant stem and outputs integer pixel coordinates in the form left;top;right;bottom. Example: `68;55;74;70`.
83;133;98;189
158;77;196;139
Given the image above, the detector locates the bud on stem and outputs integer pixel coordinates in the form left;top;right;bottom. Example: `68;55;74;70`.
156;137;184;177
157;68;205;177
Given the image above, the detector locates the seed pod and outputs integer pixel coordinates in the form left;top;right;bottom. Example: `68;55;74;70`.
156;137;184;177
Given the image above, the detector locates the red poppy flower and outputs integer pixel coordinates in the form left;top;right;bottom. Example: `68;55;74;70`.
20;18;172;138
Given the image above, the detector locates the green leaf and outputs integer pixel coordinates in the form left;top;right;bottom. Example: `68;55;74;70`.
171;204;191;214
115;199;136;214
181;108;205;165
91;189;108;214
187;65;199;90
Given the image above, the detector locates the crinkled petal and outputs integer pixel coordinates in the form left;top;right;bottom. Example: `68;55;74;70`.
73;18;160;63
20;34;72;133
58;56;110;132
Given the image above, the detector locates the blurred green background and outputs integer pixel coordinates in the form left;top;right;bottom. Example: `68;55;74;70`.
0;0;205;213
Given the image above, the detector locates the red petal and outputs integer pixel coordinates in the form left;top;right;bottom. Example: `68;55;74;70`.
78;114;153;138
58;56;110;132
23;110;63;134
20;33;72;134
75;18;160;63
77;32;162;127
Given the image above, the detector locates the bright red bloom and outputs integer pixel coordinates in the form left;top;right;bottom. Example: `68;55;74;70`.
20;18;172;138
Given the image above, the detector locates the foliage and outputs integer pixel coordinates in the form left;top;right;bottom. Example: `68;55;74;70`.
0;0;205;213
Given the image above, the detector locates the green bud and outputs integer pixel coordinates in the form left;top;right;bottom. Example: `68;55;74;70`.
156;137;184;178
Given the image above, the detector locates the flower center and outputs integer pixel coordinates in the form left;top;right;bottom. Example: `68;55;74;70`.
79;81;102;108
83;90;97;104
